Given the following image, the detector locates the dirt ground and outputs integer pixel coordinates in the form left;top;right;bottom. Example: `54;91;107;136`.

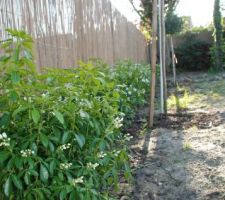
120;72;225;200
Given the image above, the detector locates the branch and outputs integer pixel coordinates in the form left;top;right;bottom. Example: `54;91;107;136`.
128;0;144;19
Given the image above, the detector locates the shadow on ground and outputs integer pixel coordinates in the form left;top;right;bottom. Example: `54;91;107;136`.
129;110;225;200
121;72;225;200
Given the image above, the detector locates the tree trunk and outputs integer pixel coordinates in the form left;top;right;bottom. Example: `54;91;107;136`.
213;0;223;70
148;0;158;127
161;0;167;116
170;35;176;85
159;0;164;114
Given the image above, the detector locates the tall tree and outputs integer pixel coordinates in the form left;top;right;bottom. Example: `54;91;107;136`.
129;0;179;126
129;0;180;34
213;0;223;70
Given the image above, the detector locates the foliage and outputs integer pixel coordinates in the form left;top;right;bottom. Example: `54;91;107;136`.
129;0;179;35
0;30;150;199
190;25;214;33
180;16;193;33
165;13;183;35
175;32;212;71
212;0;224;70
111;61;150;124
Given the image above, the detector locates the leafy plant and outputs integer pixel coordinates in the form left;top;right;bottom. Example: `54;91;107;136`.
0;30;150;199
212;0;224;70
175;32;212;71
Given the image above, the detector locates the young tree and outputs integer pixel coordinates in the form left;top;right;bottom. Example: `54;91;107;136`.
213;0;223;70
149;0;158;127
129;0;179;126
165;13;183;84
129;0;179;36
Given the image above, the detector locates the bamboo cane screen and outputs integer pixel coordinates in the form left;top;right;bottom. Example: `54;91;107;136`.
0;0;147;69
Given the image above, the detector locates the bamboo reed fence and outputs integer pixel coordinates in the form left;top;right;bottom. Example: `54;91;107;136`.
0;0;147;69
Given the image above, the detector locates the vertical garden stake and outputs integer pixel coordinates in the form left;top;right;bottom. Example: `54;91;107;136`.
149;0;158;127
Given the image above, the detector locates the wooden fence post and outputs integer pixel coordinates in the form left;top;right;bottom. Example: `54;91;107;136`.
148;0;158;127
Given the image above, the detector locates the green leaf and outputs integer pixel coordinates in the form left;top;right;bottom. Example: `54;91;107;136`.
58;172;64;181
65;185;74;193
75;134;85;148
9;91;19;102
53;110;64;125
11;71;20;83
0;151;10;164
85;190;91;200
49;160;56;175
34;189;44;199
31;109;40;124
49;141;55;152
28;169;39;177
40;164;49;182
4;177;11;197
40;133;49;148
0;113;10;127
12;106;28;117
69;191;76;200
62;131;69;144
14;157;23;169
11;175;23;190
24;173;30;185
59;189;67;200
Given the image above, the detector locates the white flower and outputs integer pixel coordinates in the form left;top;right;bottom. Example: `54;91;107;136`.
124;133;133;142
113;150;121;157
59;143;71;151
114;117;124;128
97;151;106;159
20;149;34;157
71;176;84;186
41;91;49;98
87;162;99;170
65;83;73;89
60;162;72;170
2;132;7;138
0;132;10;147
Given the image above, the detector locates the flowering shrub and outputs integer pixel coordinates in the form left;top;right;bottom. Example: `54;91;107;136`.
0;30;150;199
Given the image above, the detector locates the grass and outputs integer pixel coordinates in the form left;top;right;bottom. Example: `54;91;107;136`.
167;88;192;110
183;142;192;150
167;79;225;111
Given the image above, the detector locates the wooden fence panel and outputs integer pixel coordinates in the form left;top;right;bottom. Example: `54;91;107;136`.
0;0;147;69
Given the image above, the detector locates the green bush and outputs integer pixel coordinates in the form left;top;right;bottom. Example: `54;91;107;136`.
175;32;212;71
0;30;150;199
210;42;225;70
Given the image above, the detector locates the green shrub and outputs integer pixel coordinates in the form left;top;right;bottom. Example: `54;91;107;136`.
0;30;150;199
175;32;212;71
111;60;150;123
210;42;225;70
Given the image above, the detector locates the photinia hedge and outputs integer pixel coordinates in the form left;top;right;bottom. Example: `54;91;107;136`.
0;29;150;200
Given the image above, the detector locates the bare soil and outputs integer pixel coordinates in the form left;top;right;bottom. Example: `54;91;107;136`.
119;72;225;200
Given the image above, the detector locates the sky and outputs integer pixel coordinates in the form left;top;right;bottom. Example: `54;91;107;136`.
176;0;214;27
111;0;141;25
111;0;223;27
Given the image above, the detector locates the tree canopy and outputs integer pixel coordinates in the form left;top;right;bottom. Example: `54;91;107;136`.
130;0;180;27
165;13;183;35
